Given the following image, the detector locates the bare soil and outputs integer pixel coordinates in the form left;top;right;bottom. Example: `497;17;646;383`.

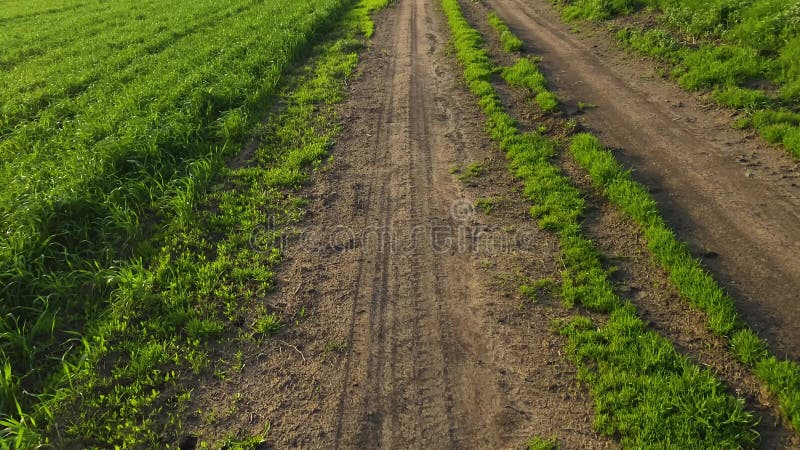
484;0;800;361
177;0;614;448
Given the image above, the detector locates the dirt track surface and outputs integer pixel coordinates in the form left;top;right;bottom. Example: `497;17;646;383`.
182;0;613;447
310;0;609;446
485;0;800;360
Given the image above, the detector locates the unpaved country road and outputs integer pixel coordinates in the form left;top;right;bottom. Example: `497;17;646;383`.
484;0;800;359
246;0;612;447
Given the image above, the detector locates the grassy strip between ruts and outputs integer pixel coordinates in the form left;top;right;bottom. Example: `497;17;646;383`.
0;0;388;447
487;12;524;53
442;0;759;447
486;8;800;437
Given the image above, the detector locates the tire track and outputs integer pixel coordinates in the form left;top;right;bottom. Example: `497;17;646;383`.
253;0;617;447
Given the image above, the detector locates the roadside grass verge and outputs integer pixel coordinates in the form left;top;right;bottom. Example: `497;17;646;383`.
0;0;388;447
487;7;800;436
554;0;800;158
441;0;759;447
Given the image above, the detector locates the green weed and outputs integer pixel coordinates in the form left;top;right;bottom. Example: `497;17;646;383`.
487;12;524;53
519;278;556;304
474;197;503;214
527;436;559;450
457;161;487;182
254;313;283;337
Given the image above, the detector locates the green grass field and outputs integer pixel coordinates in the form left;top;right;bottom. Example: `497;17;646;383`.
0;0;383;445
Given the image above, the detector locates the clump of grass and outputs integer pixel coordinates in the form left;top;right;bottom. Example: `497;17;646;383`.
527;436;559;450
323;340;348;355
487;12;524;53
677;45;763;91
218;421;270;450
502;58;559;112
457;161;487;183
749;109;800;158
519;277;556;304
562;0;645;21
474;197;502;214
254;313;283;337
711;86;770;109
616;27;682;62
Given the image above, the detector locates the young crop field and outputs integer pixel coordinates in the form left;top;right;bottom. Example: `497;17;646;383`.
1;0;799;448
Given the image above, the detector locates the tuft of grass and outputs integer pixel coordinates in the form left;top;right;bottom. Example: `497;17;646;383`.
527;435;559;450
457;161;487;183
712;86;770;109
218;421;270;450
677;45;763;91
487;12;524;53
254;313;283;337
519;278;556;304
441;0;760;446
474;197;503;214
502;58;559;112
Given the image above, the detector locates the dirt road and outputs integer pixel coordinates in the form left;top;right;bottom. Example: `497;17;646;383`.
180;0;800;447
484;0;800;359
192;0;612;447
317;0;608;446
